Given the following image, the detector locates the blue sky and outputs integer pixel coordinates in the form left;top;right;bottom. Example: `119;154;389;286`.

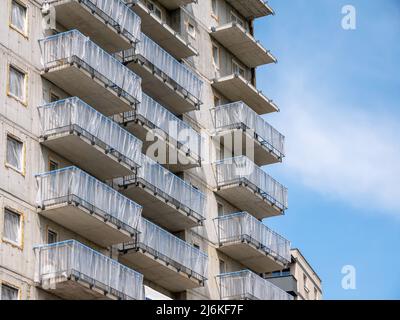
254;0;400;299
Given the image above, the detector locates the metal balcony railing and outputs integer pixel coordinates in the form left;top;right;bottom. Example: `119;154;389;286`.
122;93;201;159
217;270;293;300
215;156;288;211
39;30;142;104
215;102;285;159
45;0;141;45
35;240;144;300
123;155;206;221
215;212;291;264
36;166;142;235
39;97;143;169
117;33;203;104
123;218;208;281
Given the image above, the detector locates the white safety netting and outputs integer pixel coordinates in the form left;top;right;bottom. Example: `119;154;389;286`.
38;97;143;168
136;218;208;279
216;212;291;263
124;93;201;157
47;0;141;44
218;270;293;300
215;102;285;156
36;166;142;234
215;156;288;210
137;33;203;101
136;155;206;218
39;29;142;103
35;240;144;300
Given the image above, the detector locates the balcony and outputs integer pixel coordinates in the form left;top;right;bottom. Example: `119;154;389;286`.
120;93;201;172
35;240;143;300
217;270;293;300
43;0;141;53
225;0;274;19
119;218;208;292
128;0;197;59
39;30;142;116
265;274;298;297
38;97;142;180
116;33;203;115
214;102;284;166
36;167;142;247
214;156;287;219
212;74;278;114
119;155;205;231
211;22;276;68
215;212;290;273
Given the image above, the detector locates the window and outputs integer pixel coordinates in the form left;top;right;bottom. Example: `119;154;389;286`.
6;135;24;173
193;243;200;250
145;0;162;20
217;202;224;216
47;229;58;244
8;65;27;103
212;43;220;68
219;259;226;273
230;11;245;28
232;60;245;77
10;0;27;36
211;0;218;18
49;159;58;171
3;208;22;246
0;283;19;300
314;287;318;300
187;22;196;38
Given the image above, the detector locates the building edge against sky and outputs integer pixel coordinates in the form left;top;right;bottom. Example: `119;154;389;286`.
0;0;321;300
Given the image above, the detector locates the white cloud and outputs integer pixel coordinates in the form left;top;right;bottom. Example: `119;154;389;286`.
269;72;400;216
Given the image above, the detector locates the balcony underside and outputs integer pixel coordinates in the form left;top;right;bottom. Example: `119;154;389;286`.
211;24;275;68
39;275;118;300
39;203;133;247
123;120;200;172
41;132;134;180
216;129;282;167
226;0;274;19
53;1;134;53
157;0;195;10
121;182;201;232
120;249;203;292
218;241;285;273
125;59;199;115
215;183;284;219
42;64;133;116
131;3;197;59
212;75;278;114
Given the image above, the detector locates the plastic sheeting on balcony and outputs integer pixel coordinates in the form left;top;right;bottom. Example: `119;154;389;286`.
125;154;206;220
215;212;291;264
214;102;285;159
124;218;208;281
215;156;288;211
35;240;144;300
36;166;142;235
217;270;293;300
123;93;201;158
39;97;142;169
39;29;142;104
120;32;203;102
47;0;141;45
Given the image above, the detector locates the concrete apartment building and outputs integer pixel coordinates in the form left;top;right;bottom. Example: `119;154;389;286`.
0;0;320;300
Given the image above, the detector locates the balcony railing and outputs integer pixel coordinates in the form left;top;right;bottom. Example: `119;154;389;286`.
39;97;143;169
46;0;141;46
215;212;291;264
215;101;285;160
36;166;142;236
217;270;293;300
39;30;142;105
123;155;206;221
117;33;203;104
122;93;201;159
215;156;288;212
122;218;208;282
35;240;144;300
